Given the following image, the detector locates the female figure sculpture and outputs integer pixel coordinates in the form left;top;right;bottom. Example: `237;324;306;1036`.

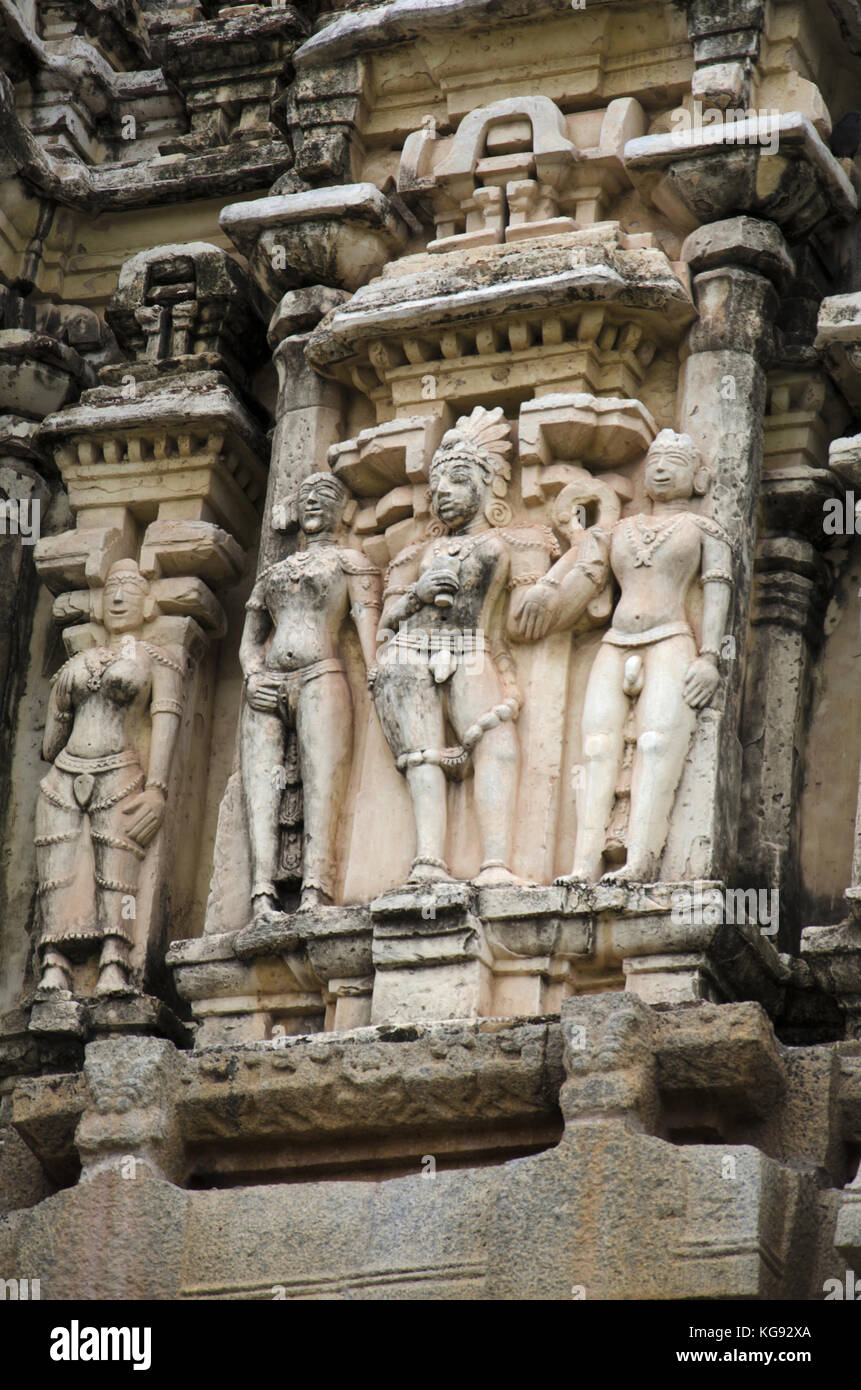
36;559;184;996
240;472;381;923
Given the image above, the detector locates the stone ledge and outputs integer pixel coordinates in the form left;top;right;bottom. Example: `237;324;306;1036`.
7;999;854;1190
168;881;797;1038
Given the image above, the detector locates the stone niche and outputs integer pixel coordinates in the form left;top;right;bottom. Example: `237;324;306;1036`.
181;165;787;1043
0;241;270;1053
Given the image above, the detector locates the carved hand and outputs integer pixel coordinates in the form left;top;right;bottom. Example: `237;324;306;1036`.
413;568;459;607
515;582;556;641
683;657;720;709
122;788;166;849
245;672;282;712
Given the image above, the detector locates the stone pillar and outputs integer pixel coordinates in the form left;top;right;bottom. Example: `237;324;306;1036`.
0;421;52;830
262;288;346;559
800;293;861;1036
662;217;793;884
737;474;841;952
75;1036;185;1184
0;317;93;1028
684;0;765;110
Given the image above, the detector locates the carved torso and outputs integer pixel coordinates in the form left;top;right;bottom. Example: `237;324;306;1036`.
60;645;154;759
609;511;709;636
250;545;370;670
388;525;555;637
411;529;509;633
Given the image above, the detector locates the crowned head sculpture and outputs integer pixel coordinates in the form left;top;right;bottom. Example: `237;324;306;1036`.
644;429;710;504
296;472;349;536
428;405;514;529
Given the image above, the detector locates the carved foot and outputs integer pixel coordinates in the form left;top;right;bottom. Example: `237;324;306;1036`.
38;949;72;993
600;860;653;885
555;863;600;885
94;963;132;997
251;892;288;929
408;856;454;884
298;886;333;912
474;862;525;888
38;965;72;993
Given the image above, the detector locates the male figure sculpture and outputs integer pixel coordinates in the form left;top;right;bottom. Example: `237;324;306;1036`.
36;559;184;996
373;406;557;886
240;472;380;923
517;429;732;883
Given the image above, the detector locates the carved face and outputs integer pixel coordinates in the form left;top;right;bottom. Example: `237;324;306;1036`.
298;481;344;534
430;455;486;529
644;448;697;504
103;569;147;634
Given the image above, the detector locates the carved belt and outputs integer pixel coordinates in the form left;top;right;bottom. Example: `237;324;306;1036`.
55;749;138;773
385;630;486;684
54;749;141;811
602;621;693;648
275;657;345;696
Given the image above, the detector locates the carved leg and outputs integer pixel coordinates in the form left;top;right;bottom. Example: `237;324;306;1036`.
35;770;85;990
404;764;451;881
447;662;520;885
92;772;147;994
240;698;288;921
604;634;697;883
572;644;629;883
295;670;353;907
373;657;451;880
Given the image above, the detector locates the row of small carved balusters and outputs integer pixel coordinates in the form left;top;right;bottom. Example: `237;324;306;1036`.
55;433;265;503
363;310;658;383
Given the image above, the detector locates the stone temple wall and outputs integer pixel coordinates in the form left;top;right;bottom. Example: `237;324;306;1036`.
1;0;861;1306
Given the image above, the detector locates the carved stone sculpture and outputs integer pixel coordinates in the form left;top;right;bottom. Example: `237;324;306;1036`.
239;472;380;922
517;429;732;883
36;559;184;996
373;406;557;886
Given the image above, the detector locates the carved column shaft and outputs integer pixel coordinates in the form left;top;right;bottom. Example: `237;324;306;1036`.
264;330;344;559
739;530;833;948
664;218;790;882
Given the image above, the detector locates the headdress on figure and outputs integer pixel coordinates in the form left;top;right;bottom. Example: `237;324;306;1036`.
429;406;514;526
104;557;149;591
93;557;154;623
430;406;513;498
646;429;711;495
297;471;349;507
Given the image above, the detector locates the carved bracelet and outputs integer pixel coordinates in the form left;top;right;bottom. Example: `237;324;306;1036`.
151;700;183;717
